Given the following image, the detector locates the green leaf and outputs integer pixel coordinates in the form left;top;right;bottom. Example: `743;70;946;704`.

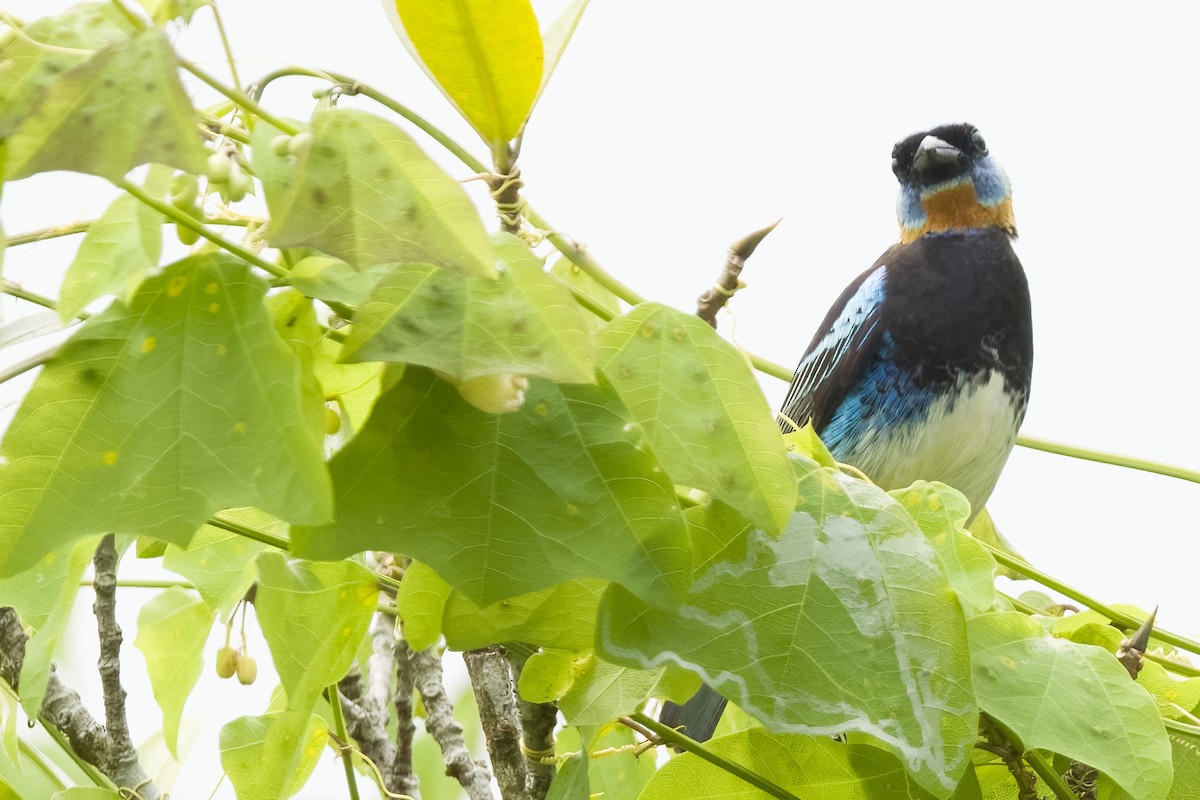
443;578;605;652
254;110;496;276
598;461;977;797
535;0;589;112
285;256;395;307
5;29;206;182
292;367;689;607
890;482;997;616
0;537;99;716
519;649;585;703
0;3;134;138
134;0;211;25
0;254;332;577
58;169;169;320
162;509;273;617
546;749;589;800
342;234;595;384
1168;726;1200;800
387;0;543;147
220;711;327;800
782;426;838;468
597;303;795;534
255;553;378;710
51;790;124;800
396;560;451;650
558;654;700;726
133;587;215;757
639;730;939;800
968;612;1173;800
549;254;620;328
575;725;655;799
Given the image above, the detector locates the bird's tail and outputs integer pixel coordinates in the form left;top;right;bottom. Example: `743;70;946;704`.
659;684;727;743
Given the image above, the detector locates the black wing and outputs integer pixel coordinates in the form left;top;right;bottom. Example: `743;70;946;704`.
779;248;897;433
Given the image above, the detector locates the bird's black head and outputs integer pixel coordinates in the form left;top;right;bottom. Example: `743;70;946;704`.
891;122;990;187
892;123;1015;242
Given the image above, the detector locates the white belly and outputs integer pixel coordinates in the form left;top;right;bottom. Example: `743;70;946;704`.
844;370;1023;519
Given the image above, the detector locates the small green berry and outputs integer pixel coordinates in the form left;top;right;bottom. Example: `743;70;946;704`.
236;654;257;685
216;646;238;679
287;132;313;158
226;169;252;203
324;406;341;436
176;223;200;246
270;134;292;156
205;152;233;184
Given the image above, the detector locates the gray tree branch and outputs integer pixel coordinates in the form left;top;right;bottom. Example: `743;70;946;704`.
391;639;421;798
508;652;557;799
414;646;495;800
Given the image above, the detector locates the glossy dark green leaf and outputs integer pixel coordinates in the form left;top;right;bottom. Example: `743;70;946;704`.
969;612;1172;800
0;3;133;137
254;110;496;276
639;731;939;800
292;367;689;607
343;235;594;384
597;461;976;796
255;553;378;710
0;254;332;577
598;303;794;533
5;30;206;181
133;587;215;757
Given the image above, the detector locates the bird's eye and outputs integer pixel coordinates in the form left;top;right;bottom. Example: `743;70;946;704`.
971;130;988;155
891;156;902;176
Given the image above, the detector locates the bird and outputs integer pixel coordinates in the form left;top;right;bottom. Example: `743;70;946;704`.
661;122;1033;742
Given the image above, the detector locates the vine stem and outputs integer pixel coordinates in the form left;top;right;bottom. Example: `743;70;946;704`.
328;682;362;800
981;541;1200;656
1016;435;1200;485
982;713;1077;800
107;0;299;136
115;179;285;278
627;713;804;800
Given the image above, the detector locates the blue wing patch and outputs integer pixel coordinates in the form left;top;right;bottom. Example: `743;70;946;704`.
780;265;887;432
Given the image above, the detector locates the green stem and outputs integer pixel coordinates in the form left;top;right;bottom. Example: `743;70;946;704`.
981;541;1200;656
79;578;196;590
328;682;361;800
117;178;285;278
209;1;242;95
4;221;93;247
1;281;69;314
206;512;290;550
1017;434;1200;485
197;109;251;145
108;0;297;135
248;67;485;172
1002;592;1200;677
1165;718;1200;738
0;343;59;386
16;737;68;792
629;712;804;800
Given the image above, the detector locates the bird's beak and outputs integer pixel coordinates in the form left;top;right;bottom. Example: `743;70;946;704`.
911;135;962;173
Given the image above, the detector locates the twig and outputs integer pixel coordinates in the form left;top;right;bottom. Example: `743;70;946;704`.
413;647;495;800
979;714;1039;799
92;535;160;798
695;219;781;328
981;712;1077;800
508;652;557;797
391;640;421;799
463;646;525;800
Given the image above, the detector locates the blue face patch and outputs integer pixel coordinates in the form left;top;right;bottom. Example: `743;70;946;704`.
895;156;1012;231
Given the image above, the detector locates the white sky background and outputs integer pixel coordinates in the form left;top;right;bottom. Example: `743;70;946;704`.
2;1;1199;797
